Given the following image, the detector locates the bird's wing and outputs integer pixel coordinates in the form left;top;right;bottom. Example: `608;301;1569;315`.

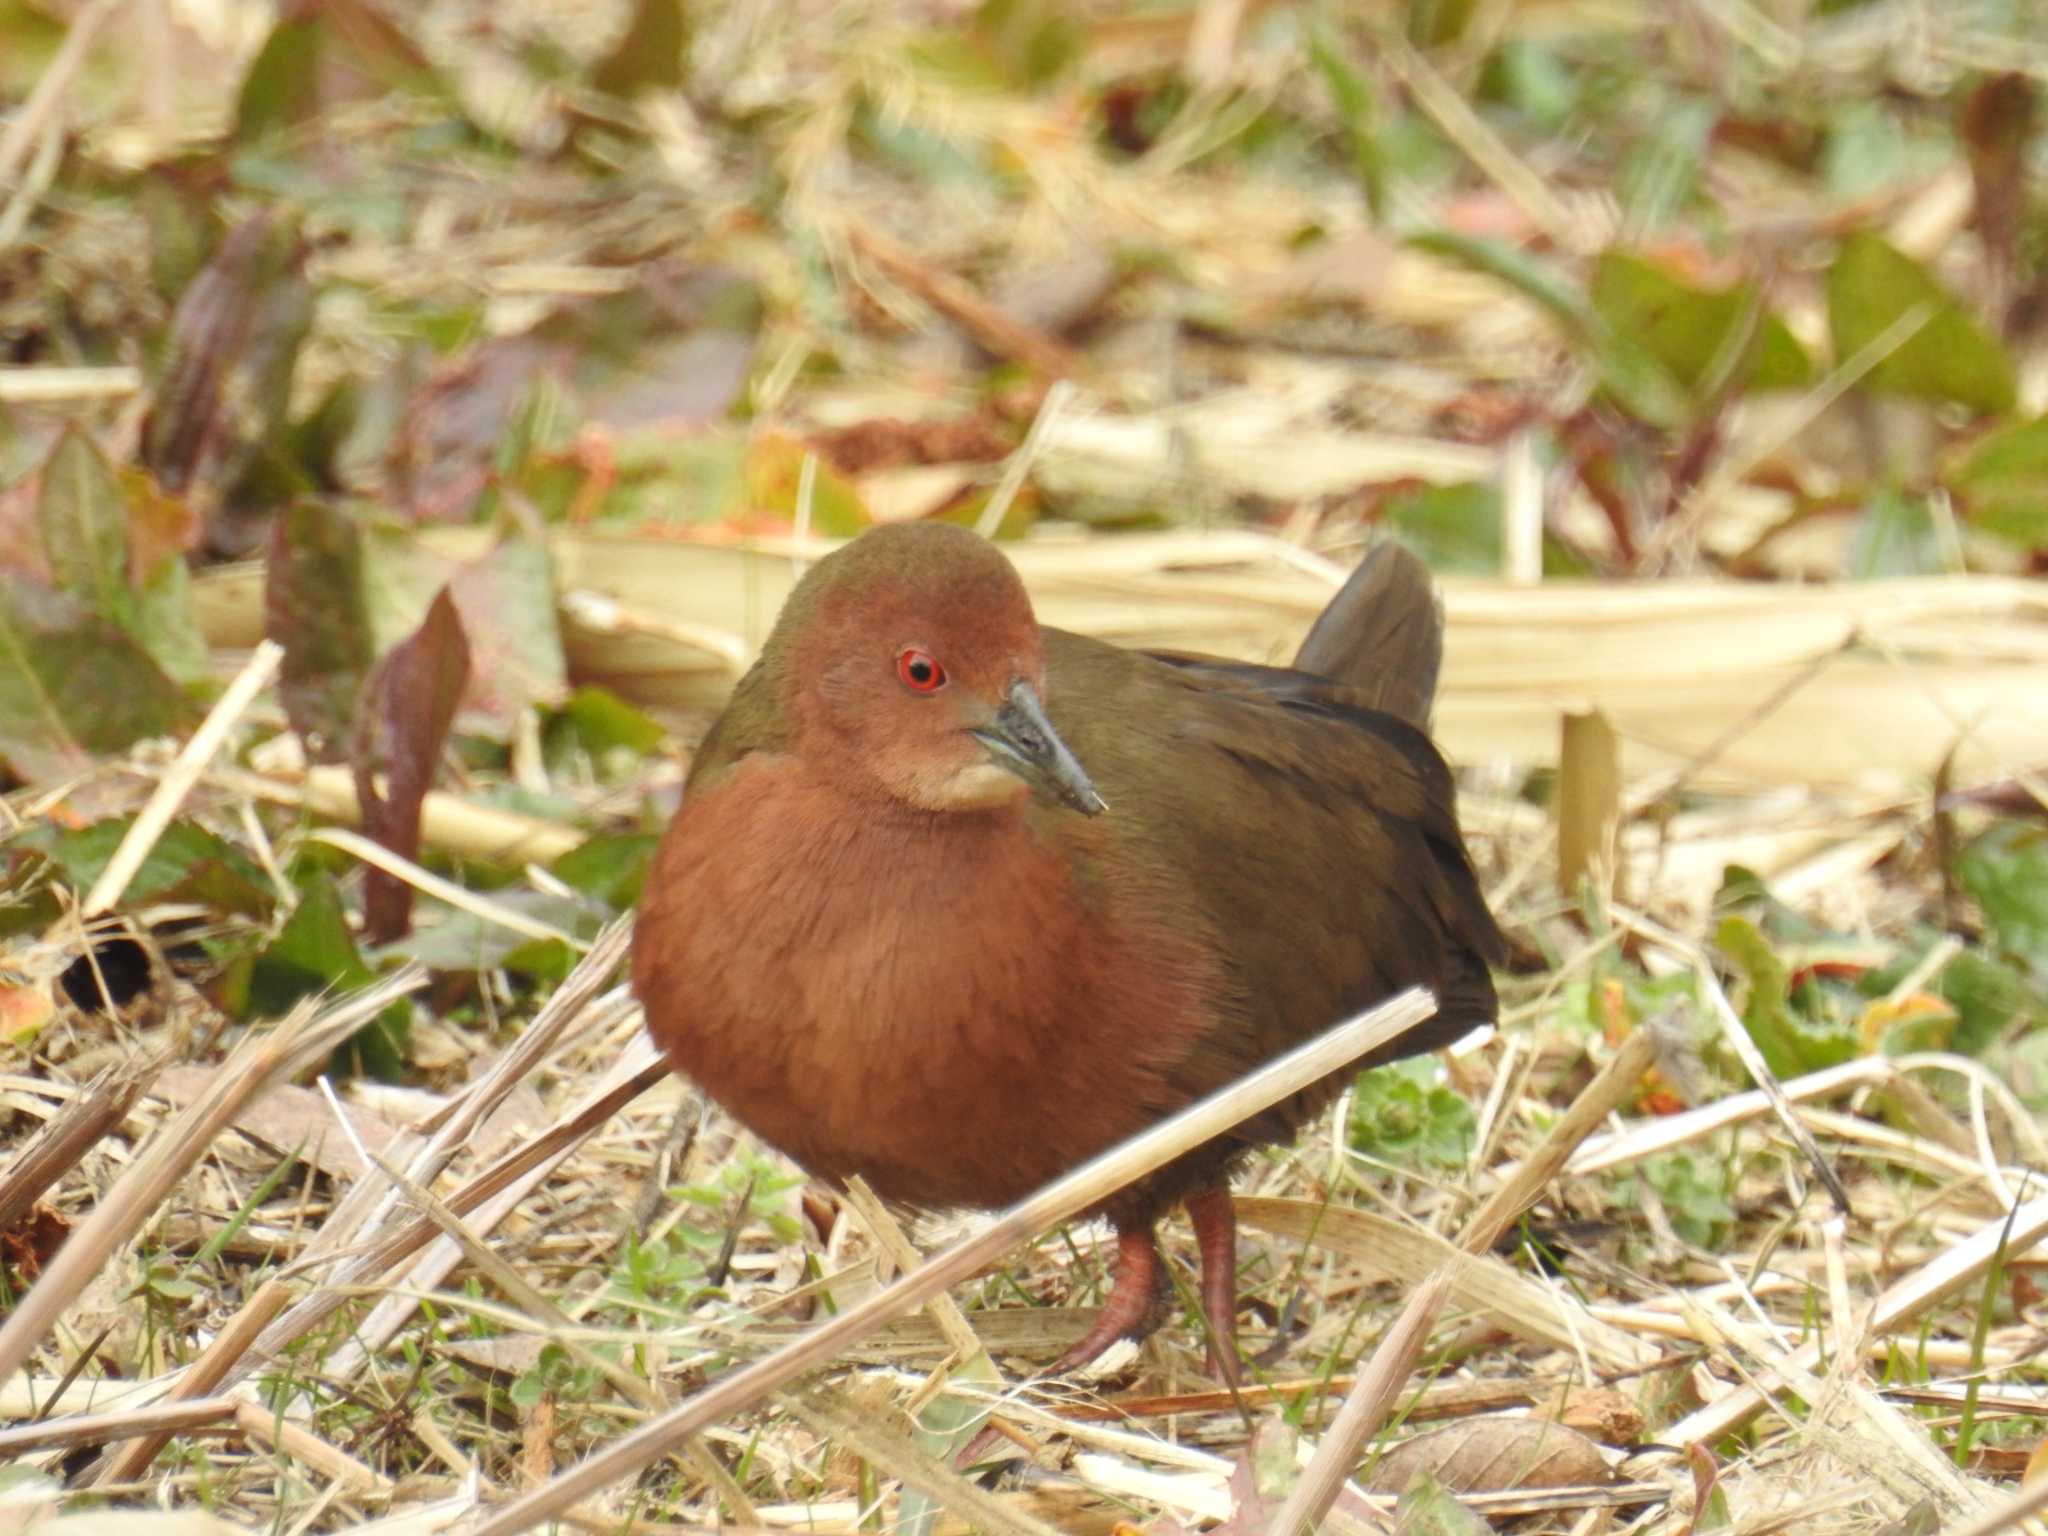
1039;630;1502;1143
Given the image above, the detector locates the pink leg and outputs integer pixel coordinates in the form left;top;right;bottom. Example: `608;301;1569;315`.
1049;1225;1168;1375
1186;1186;1241;1385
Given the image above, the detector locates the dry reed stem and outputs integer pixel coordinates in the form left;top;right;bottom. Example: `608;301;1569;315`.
305;827;588;949
325;1016;648;1371
0;0;122;184
1944;1476;2048;1536
237;1058;672;1391
841;1176;984;1360
784;1386;1062;1536
0;1054;165;1234
91;1277;296;1485
232;1398;388;1495
0;967;426;1385
1561;1055;1890;1175
841;218;1081;378
82;640;283;917
212;764;583;864
465;987;1439;1536
1667;1192;2048;1447
0;364;142;401
1235;1199;1650;1369
0;1394;240;1458
1268;1270;1453;1536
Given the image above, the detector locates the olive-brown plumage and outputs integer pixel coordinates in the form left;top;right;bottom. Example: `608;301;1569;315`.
632;522;1504;1379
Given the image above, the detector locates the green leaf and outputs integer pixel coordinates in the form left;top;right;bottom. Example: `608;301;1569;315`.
1934;948;2044;1057
971;0;1081;87
132;546;211;689
1308;24;1386;218
1955;414;2048;551
12;816;272;919
249;877;410;1078
1827;234;2015;415
553;832;659;912
1642;1152;1736;1247
235;13;323;139
1715;914;1859;1078
1484;40;1575;130
902;1347;1005;1534
1381;480;1588;577
1349;1058;1474;1169
249;878;372;1013
38;428;134;631
1408;230;1593;334
1589;252;1812;398
1954;822;2048;988
0;576;196;785
369;889;597;974
545;686;665;771
0;0;65;98
1412;232;1691;426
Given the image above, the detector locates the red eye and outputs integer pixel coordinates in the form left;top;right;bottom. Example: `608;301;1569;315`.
896;648;947;693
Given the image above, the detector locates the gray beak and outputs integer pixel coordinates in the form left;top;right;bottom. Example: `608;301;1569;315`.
969;680;1107;816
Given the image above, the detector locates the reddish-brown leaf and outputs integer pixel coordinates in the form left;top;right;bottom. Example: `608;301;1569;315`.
352;587;470;942
140;208;311;552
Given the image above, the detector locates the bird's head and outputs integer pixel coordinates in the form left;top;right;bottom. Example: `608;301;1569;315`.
767;522;1105;817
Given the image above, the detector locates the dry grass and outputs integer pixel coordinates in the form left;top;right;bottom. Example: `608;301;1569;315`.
4;0;2048;1532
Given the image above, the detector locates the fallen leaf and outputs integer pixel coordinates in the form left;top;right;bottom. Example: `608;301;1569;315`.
1366;1417;1612;1495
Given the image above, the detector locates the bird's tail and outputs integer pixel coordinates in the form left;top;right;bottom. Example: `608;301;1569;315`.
1292;543;1442;729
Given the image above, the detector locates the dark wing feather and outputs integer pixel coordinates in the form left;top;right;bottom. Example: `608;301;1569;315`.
1038;625;1501;1154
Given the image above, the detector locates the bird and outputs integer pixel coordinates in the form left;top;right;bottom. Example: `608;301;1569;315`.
631;521;1505;1382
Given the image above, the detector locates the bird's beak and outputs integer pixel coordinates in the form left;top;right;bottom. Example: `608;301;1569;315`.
970;680;1107;816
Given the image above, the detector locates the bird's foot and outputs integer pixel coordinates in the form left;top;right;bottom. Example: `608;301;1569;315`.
1047;1226;1169;1378
1187;1186;1242;1387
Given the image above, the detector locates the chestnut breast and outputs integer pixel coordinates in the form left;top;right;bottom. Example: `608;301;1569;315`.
631;750;1224;1210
